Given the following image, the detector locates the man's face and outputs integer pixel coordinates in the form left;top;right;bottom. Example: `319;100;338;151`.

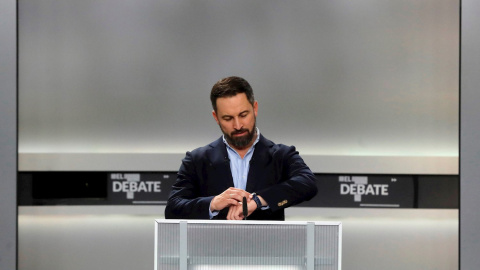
212;93;258;150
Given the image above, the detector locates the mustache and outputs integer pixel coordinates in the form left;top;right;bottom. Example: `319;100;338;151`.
231;129;249;135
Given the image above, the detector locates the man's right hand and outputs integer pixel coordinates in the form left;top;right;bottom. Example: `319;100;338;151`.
210;187;251;212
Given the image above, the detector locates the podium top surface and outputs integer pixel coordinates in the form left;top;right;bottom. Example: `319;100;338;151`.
155;219;342;226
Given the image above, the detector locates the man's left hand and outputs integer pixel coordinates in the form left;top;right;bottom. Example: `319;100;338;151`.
226;200;257;220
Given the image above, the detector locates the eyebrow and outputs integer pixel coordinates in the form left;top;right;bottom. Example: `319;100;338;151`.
221;110;250;119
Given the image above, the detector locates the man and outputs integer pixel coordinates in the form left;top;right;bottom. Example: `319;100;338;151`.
164;76;317;220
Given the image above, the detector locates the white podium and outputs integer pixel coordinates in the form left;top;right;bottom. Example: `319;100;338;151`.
155;220;342;270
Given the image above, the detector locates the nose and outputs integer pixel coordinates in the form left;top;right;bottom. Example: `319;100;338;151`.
233;117;242;130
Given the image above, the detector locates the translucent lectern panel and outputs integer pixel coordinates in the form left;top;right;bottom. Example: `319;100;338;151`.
155;220;342;270
155;223;181;270
188;223;306;267
315;226;340;270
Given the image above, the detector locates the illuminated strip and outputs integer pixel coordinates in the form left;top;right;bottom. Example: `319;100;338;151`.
132;201;166;204
360;204;400;207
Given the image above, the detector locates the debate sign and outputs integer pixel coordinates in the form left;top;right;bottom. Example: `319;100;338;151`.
302;175;414;208
108;173;175;204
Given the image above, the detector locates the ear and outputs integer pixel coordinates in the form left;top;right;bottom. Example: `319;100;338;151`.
212;110;219;124
253;101;258;117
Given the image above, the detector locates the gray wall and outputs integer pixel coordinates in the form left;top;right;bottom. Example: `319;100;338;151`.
0;0;17;269
18;0;459;175
460;0;480;269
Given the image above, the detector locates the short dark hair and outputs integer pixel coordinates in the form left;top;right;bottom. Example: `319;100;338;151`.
210;76;255;112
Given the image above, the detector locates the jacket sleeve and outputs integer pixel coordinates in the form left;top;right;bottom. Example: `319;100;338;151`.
164;151;214;219
256;145;318;212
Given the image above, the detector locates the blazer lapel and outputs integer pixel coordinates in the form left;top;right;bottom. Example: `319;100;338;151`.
245;135;273;192
207;137;235;190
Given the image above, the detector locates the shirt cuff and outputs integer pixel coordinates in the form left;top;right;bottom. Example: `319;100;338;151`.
209;201;219;219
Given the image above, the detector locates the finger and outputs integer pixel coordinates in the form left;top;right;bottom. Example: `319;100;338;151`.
236;208;244;220
231;205;243;220
226;188;250;197
229;207;238;220
234;205;243;220
226;198;241;206
228;205;239;220
217;198;236;211
238;191;252;201
227;203;238;221
227;205;232;220
228;194;244;203
242;194;251;202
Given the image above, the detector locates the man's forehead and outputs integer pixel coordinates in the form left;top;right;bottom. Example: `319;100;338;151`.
215;93;253;114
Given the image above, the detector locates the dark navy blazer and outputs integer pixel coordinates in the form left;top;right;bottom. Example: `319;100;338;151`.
164;134;318;220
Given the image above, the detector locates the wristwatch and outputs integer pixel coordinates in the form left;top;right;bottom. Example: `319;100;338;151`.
251;192;262;210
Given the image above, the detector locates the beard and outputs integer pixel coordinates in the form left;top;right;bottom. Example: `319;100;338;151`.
221;121;257;149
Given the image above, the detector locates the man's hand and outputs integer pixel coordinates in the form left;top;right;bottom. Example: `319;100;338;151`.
210;187;251;212
227;200;257;220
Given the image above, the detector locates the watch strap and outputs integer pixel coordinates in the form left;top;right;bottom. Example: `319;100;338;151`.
252;193;262;210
